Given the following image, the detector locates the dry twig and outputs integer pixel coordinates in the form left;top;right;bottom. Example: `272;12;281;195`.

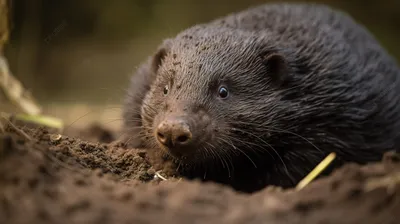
1;113;32;140
296;152;337;190
0;55;42;115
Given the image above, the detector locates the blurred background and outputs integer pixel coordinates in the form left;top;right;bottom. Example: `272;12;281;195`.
2;0;400;131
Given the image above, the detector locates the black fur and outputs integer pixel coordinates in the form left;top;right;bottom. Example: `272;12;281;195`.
122;3;400;193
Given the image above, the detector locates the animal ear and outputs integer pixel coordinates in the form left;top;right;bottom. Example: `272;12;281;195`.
261;52;290;87
151;48;168;73
151;39;172;74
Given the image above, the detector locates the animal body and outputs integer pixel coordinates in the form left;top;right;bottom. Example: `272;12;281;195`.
122;3;400;193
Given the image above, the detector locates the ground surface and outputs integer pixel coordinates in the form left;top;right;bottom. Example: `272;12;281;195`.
0;121;400;224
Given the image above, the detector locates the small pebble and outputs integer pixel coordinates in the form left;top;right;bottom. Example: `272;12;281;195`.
50;134;62;143
147;168;156;176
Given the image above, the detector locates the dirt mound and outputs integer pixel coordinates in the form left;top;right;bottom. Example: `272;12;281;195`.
0;123;399;224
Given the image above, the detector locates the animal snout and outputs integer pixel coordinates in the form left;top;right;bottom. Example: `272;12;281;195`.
156;116;193;152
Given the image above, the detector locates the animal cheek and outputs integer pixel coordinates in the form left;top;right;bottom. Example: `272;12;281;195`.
163;102;169;111
236;113;245;120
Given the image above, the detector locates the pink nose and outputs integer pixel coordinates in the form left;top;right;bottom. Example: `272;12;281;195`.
156;117;192;150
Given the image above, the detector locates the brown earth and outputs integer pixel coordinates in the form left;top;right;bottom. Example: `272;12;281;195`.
0;121;400;224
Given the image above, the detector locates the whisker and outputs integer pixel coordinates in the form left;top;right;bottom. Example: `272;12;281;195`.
218;135;257;169
227;127;293;181
228;120;323;153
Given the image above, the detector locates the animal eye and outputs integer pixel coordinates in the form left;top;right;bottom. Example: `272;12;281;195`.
163;85;169;95
218;86;229;98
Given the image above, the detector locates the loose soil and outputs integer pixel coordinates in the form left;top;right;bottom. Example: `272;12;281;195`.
0;121;399;224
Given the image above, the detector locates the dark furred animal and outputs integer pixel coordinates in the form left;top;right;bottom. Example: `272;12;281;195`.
122;3;400;193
